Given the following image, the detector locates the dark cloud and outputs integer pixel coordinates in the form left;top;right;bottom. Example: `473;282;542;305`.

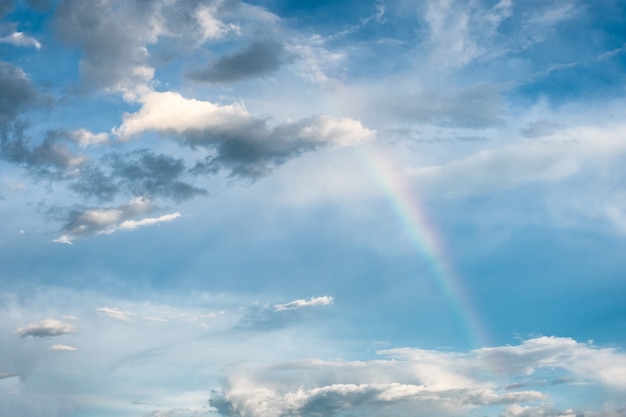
187;39;289;83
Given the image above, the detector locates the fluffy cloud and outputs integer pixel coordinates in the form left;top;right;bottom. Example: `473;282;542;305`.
52;197;181;244
116;91;374;178
16;319;76;338
209;337;626;417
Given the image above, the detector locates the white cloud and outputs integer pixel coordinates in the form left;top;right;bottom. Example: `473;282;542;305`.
70;129;109;147
0;32;41;49
195;3;240;41
50;344;78;351
274;296;334;312
209;337;626;417
97;307;133;321
115;91;250;139
16;319;76;338
53;197;182;244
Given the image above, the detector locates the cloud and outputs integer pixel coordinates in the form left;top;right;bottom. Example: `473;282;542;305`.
69;128;109;147
50;344;77;351
1;129;86;176
236;296;333;332
26;0;50;12
0;0;12;18
66;149;207;202
209;337;626;417
0;32;41;49
97;307;133;321
188;39;289;83
273;296;333;312
54;0;163;99
16;319;76;338
52;197;181;244
116;91;374;178
0;61;37;125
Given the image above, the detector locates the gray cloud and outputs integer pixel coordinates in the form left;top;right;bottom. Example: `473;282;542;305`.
116;91;373;179
69;149;207;202
188;39;289;83
521;119;563;138
26;0;50;12
0;0;12;18
0;62;37;126
1;128;85;177
16;319;76;338
55;198;156;243
54;0;162;97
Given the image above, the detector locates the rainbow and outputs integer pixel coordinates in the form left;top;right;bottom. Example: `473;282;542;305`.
359;144;491;350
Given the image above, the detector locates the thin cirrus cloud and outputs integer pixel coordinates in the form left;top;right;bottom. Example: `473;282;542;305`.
16;319;76;338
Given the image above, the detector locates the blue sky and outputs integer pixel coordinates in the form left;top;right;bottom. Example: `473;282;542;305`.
1;0;626;416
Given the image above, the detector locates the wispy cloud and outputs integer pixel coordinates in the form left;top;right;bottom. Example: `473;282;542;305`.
0;32;41;49
50;344;78;351
96;307;133;321
274;296;334;312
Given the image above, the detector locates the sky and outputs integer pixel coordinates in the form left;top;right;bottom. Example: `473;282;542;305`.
1;0;626;416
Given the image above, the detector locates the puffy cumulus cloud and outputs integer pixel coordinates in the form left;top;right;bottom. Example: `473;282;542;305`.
52;197;181;244
273;296;333;312
187;38;290;83
209;337;626;417
0;32;41;49
16;319;76;338
116;91;374;178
